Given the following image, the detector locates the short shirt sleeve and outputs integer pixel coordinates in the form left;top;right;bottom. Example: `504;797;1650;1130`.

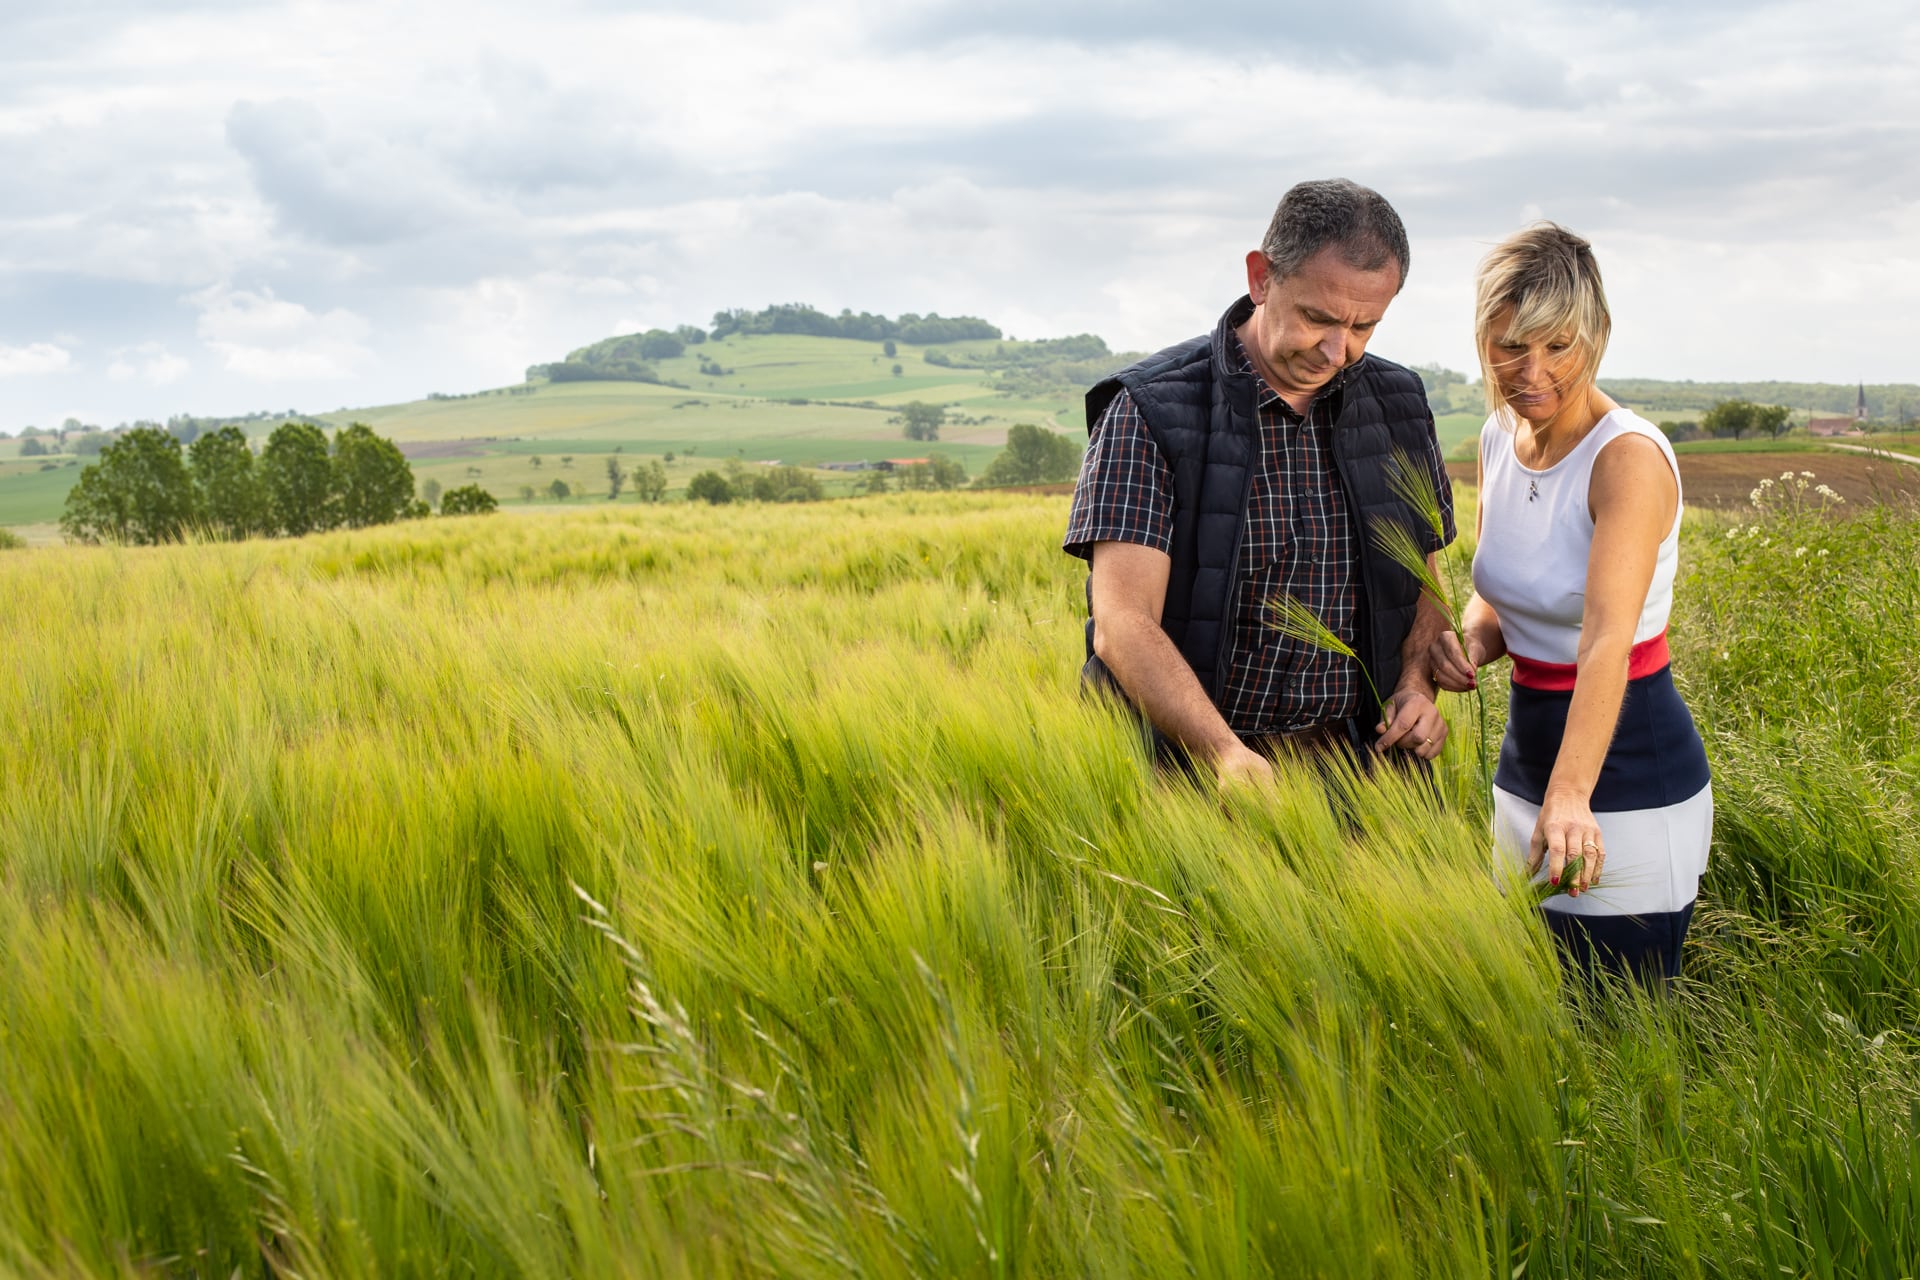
1062;388;1174;562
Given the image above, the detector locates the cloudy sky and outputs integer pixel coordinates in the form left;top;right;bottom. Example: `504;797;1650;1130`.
2;0;1915;428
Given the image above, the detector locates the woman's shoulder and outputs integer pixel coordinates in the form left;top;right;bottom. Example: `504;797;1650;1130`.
1592;406;1670;448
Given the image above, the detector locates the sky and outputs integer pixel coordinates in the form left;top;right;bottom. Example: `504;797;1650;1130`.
1;0;1915;429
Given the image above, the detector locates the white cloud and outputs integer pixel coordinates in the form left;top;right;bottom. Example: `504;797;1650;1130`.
2;0;1918;427
192;286;374;380
106;343;190;385
0;342;73;377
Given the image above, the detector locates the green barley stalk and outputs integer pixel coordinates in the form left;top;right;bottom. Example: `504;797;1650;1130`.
1267;595;1388;721
1374;449;1493;793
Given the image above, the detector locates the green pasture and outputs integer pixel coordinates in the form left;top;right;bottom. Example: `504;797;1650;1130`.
2;485;1919;1274
1672;437;1824;455
326;334;1081;446
0;457;81;525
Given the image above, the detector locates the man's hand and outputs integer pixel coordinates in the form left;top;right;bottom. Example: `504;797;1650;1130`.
1214;741;1276;789
1374;689;1447;761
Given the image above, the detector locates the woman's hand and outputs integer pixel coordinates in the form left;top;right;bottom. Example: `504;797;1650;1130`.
1430;598;1505;693
1527;790;1604;897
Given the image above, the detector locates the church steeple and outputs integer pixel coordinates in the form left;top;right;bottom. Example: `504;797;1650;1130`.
1857;382;1869;421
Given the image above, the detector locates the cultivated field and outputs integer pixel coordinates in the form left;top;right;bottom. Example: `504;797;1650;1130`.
1;479;1917;1276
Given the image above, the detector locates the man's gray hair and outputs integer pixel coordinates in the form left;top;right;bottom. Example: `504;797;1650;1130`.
1260;179;1410;292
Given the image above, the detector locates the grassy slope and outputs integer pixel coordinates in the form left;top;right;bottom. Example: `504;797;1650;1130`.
2;491;1918;1273
0;334;1088;525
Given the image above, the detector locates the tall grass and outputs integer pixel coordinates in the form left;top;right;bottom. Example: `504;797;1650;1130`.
0;490;1916;1276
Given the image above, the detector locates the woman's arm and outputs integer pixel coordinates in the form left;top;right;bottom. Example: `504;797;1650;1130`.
1531;432;1678;895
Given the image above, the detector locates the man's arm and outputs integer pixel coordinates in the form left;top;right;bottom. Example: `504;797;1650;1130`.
1089;540;1274;785
1373;556;1450;760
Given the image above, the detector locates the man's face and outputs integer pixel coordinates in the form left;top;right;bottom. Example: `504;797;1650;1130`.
1242;247;1401;402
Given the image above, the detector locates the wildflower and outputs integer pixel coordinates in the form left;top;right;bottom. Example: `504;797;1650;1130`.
1800;470;1815;478
1818;549;1830;558
1781;470;1795;481
1795;546;1807;557
1725;527;1740;540
1720;651;1730;660
1750;489;1763;505
1761;477;1775;487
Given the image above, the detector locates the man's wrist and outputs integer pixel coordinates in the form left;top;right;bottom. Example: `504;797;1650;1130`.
1392;673;1439;703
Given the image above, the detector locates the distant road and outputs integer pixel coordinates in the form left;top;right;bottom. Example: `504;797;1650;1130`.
1820;442;1920;467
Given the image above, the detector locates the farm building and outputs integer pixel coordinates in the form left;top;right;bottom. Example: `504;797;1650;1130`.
1808;416;1864;438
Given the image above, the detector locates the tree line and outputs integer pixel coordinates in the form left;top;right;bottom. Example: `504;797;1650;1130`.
707;304;1001;345
59;422;496;546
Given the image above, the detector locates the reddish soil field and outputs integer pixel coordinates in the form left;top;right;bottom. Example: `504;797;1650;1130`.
1446;453;1918;511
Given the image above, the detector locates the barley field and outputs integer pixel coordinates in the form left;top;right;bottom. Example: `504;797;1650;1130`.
1;482;1916;1277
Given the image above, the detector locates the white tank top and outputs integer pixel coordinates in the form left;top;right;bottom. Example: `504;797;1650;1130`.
1473;407;1681;666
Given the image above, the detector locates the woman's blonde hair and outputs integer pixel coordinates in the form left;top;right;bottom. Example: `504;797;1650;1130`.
1473;223;1611;421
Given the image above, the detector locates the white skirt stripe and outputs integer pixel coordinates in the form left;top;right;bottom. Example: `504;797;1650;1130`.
1492;783;1713;917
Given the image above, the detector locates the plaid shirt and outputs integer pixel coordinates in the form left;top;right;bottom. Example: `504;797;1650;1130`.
1064;332;1454;735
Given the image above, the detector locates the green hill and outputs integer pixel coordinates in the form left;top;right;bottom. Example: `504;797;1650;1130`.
6;306;1915;530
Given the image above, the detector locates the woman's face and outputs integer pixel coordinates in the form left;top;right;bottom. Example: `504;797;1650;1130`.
1484;305;1586;427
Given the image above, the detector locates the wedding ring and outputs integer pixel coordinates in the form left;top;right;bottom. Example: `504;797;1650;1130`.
1580;841;1600;851
1418;736;1432;747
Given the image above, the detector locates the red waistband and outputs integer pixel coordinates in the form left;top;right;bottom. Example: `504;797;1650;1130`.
1509;631;1670;691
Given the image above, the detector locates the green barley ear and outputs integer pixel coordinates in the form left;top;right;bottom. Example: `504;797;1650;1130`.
1267;595;1358;660
1370;519;1455;624
1386;447;1447;543
1268;593;1388;715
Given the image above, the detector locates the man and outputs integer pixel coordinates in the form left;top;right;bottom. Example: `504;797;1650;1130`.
1063;178;1455;785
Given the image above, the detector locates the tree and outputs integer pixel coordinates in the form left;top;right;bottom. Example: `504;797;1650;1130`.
632;460;669;503
1701;399;1757;441
606;456;626;499
530;455;543;469
440;484;498;515
749;465;824;502
547;478;571;501
1755;404;1792;439
899;401;945;442
519;484;536;503
891;363;903;377
883;339;897;357
560;456;574;469
901;453;967;491
686;471;733;504
332;422;416;529
260;421;338;536
977;423;1083;487
421;477;443;508
17;437;47;457
188;426;265;539
59;427;196;545
637;329;685;361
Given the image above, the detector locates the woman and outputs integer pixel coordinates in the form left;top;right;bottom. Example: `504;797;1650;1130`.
1431;224;1712;981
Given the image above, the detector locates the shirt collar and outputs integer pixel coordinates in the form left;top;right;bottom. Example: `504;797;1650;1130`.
1225;325;1361;423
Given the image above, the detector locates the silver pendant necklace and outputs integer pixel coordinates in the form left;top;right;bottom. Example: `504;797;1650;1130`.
1527;478;1539;503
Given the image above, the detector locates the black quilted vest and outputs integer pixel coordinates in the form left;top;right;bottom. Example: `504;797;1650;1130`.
1081;295;1440;744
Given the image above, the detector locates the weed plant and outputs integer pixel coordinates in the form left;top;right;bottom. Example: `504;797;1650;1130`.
0;490;1916;1276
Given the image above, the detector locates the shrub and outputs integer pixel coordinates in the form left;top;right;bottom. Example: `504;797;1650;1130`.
440;485;498;516
686;471;733;504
